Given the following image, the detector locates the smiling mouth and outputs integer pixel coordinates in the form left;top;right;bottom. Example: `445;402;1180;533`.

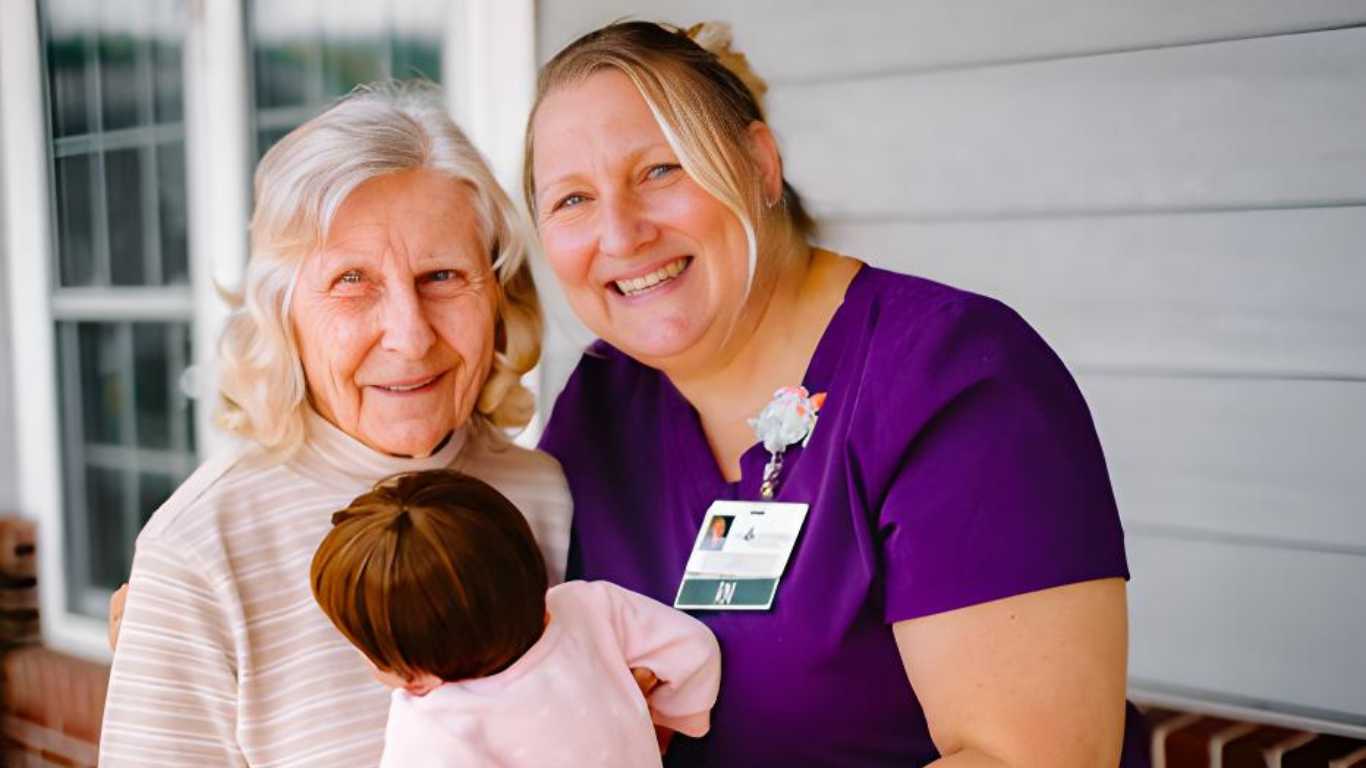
611;256;692;297
372;373;443;394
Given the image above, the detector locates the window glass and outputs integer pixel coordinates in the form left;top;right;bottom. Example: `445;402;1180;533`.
41;0;196;618
54;154;96;286
36;0;451;622
248;0;446;161
58;320;197;611
105;147;146;286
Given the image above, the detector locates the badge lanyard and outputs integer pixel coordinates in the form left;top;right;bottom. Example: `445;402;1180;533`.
674;386;825;611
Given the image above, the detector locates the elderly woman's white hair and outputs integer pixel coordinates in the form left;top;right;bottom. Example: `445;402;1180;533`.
217;80;540;455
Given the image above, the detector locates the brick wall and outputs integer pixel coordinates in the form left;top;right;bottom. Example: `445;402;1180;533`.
0;518;107;767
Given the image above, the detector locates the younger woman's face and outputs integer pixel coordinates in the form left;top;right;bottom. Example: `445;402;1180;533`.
531;70;754;373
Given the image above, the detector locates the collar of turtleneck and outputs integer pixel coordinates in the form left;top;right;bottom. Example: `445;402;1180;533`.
291;407;469;491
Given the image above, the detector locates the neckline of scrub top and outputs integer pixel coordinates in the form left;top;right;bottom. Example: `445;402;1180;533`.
661;261;871;510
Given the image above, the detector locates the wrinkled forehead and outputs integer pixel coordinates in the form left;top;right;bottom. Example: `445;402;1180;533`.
316;170;489;257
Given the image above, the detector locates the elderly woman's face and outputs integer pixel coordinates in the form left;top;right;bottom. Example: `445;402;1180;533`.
531;70;753;373
290;170;498;457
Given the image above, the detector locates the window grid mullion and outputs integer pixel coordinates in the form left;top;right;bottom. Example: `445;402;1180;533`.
167;322;190;457
117;322;142;578
50;285;194;322
53;123;187;158
254;105;323;132
85;442;197;477
57;322;94;605
84;22;112;288
143;143;165;285
135;15;164;286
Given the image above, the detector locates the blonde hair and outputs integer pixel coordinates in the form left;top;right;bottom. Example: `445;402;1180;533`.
217;81;541;457
523;20;814;295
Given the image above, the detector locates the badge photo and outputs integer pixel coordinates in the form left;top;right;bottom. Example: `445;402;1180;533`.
674;500;808;611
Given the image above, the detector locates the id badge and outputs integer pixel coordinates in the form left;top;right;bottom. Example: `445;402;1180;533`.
673;500;809;611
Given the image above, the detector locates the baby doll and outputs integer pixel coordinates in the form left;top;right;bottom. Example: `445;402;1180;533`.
310;469;720;768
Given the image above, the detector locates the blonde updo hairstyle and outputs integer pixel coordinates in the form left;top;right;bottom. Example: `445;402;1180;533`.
217;81;541;456
523;21;814;292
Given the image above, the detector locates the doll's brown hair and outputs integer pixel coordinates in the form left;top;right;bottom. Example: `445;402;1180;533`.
310;469;547;682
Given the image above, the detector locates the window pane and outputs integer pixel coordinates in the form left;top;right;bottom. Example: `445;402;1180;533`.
45;17;92;137
252;1;320;110
59;320;197;610
84;464;131;592
152;39;183;123
74;322;126;445
133;323;171;449
44;0;196;621
256;42;318;110
390;38;441;83
321;42;386;99
176;323;195;451
138;472;178;528
321;4;387;98
157;141;189;285
249;0;446;155
97;26;143;131
55;154;97;286
149;0;184;123
105;147;146;286
255;126;292;163
390;0;445;81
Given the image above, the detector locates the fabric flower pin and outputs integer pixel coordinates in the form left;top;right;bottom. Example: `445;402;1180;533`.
749;386;827;498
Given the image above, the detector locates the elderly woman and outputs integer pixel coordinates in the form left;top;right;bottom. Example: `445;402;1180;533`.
529;22;1149;767
98;83;571;766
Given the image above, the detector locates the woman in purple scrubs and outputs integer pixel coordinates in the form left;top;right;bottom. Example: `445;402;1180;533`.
529;21;1149;767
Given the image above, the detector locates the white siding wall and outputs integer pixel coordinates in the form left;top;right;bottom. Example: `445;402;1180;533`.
536;1;1366;730
0;124;17;514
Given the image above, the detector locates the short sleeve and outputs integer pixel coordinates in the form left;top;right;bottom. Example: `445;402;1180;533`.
871;297;1129;623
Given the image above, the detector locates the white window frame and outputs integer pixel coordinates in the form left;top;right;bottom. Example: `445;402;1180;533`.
2;0;534;661
447;0;542;444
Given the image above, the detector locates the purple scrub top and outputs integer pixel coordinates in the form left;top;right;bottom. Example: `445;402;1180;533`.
540;266;1150;767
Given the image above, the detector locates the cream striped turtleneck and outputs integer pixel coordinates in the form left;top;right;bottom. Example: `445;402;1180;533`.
99;410;571;767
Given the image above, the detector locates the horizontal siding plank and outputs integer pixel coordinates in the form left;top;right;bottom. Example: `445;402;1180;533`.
1080;375;1366;552
769;27;1366;218
0;235;13;512
537;1;1366;82
1127;534;1366;720
821;206;1366;377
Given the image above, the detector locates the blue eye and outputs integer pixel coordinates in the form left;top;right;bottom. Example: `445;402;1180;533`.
419;269;467;290
555;193;587;211
646;164;679;180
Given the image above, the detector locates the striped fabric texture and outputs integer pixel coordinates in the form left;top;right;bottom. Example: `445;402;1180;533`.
98;410;571;767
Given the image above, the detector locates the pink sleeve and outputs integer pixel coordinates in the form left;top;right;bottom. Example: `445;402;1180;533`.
592;581;721;737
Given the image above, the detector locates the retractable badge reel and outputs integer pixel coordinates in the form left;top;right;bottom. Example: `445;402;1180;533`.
675;387;824;610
